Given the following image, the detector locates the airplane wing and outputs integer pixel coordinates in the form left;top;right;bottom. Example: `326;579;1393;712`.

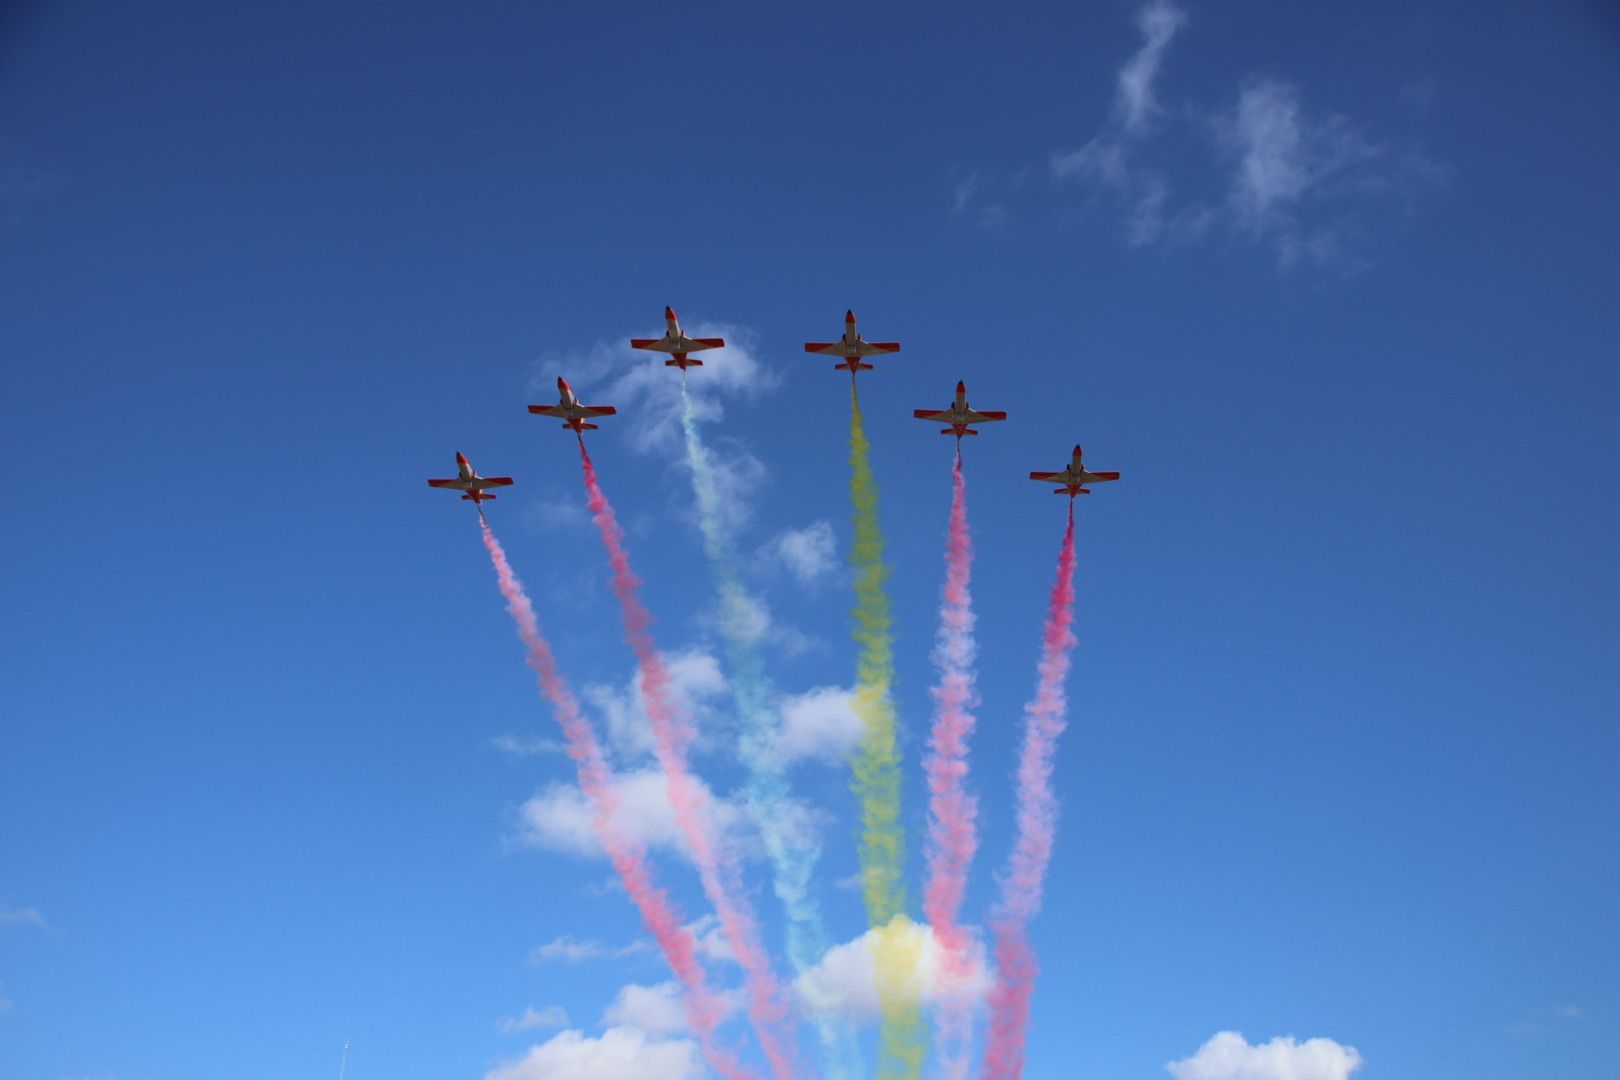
803;342;841;355
471;476;514;490
913;409;953;423
861;342;901;355
1028;471;1065;483
580;405;617;418
963;410;1007;424
527;405;565;418
427;478;465;489
1087;471;1121;482
629;338;660;350
691;337;725;349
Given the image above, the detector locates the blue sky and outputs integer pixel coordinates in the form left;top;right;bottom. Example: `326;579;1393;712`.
2;2;1617;1078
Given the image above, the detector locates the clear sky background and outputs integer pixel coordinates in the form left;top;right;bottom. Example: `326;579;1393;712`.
2;2;1617;1078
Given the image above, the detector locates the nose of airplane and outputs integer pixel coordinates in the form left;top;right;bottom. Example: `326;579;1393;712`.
1073;444;1084;457
456;451;468;464
665;305;676;319
557;376;568;391
956;380;966;392
845;309;855;322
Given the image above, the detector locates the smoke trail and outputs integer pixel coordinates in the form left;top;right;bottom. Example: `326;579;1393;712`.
679;382;860;1080
848;382;927;1079
922;453;980;1080
477;519;758;1080
978;504;1079;1080
575;439;801;1080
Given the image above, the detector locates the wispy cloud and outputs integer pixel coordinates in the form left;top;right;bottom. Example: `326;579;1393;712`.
0;902;44;930
490;734;565;758
499;1005;570;1034
1167;1031;1364;1080
1046;1;1437;268
530;935;649;964
1049;1;1188;245
1117;0;1189;134
1212;77;1406;268
1508;1001;1586;1036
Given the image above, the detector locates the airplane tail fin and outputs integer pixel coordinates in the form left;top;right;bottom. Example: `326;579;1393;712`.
665;357;703;368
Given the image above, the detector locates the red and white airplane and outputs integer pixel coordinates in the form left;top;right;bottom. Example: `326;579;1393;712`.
630;306;725;370
1029;445;1121;496
427;452;513;505
803;310;901;373
914;380;1007;438
528;377;617;433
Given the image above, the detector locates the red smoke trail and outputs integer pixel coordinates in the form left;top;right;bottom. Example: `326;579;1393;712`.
923;453;981;1080
478;518;758;1080
575;439;800;1080
979;504;1079;1080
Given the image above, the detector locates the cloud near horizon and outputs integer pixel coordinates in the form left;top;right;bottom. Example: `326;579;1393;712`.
1167;1031;1365;1080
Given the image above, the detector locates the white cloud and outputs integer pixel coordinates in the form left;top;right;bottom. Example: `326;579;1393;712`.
1117;0;1188;133
484;1026;703;1080
0;902;44;929
530;936;648;964
794;917;992;1025
1167;1032;1364;1080
775;686;864;765
584;650;728;759
515;767;746;862
601;982;688;1037
499;1005;570;1034
767;522;840;590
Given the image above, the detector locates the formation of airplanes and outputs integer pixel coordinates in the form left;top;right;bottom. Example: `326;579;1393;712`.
429;307;1119;505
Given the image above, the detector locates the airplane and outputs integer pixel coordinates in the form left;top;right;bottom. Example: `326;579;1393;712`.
1029;445;1121;496
913;380;1007;438
803;310;901;373
630;306;725;370
426;452;513;505
528;377;617;432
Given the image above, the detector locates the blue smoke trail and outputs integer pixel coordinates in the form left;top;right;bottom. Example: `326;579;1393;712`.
680;380;859;1079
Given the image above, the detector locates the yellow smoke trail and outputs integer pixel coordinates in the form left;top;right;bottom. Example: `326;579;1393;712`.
848;381;926;1079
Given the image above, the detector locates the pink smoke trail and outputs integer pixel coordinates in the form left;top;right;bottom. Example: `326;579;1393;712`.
575;439;801;1080
478;518;758;1080
923;453;982;1080
979;503;1079;1080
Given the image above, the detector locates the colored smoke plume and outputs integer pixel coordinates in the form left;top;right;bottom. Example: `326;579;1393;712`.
922;454;981;1080
848;383;926;1079
477;517;757;1080
575;439;801;1080
979;505;1080;1080
680;382;859;1080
